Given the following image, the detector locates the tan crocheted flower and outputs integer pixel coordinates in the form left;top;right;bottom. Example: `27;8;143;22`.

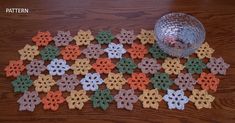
66;90;89;110
162;58;184;75
137;29;155;44
70;59;92;75
18;44;39;61
189;89;215;109
33;74;56;93
104;73;127;90
195;42;214;59
74;30;94;45
139;89;162;109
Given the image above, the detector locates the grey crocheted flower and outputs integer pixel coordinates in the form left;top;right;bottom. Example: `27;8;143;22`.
174;73;196;91
82;44;104;59
56;74;80;92
53;31;73;46
26;59;46;76
138;58;161;74
207;57;230;75
116;29;136;44
17;91;41;112
114;89;138;110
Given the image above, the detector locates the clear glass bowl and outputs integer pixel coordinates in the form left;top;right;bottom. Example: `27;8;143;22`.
154;13;205;57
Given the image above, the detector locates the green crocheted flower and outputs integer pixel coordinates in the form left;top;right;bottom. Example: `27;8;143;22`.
185;58;206;74
95;31;115;44
91;89;113;110
11;75;33;93
116;58;137;74
40;45;60;60
149;44;168;59
151;73;173;90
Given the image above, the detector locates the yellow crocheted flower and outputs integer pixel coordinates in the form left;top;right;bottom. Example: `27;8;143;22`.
137;29;155;45
18;44;39;61
104;73;127;90
139;89;162;109
195;42;214;59
33;74;56;93
71;58;92;75
66;90;89;110
74;30;94;45
162;58;184;75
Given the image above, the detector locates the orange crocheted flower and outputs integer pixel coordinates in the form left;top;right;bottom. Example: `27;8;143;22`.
32;31;53;46
4;60;25;77
41;91;65;111
92;58;115;74
197;72;220;91
127;73;150;91
127;43;148;59
60;45;81;60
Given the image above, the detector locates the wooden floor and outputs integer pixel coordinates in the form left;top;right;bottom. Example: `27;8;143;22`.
0;0;235;123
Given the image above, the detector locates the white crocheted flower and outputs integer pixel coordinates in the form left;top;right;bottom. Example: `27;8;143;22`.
163;89;189;110
104;43;126;58
47;59;70;76
80;73;103;91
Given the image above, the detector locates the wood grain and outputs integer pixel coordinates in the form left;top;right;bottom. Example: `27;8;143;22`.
0;0;235;123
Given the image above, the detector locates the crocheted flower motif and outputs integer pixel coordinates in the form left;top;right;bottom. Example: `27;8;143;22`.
80;73;103;91
18;44;39;61
57;74;79;92
66;90;89;110
104;43;126;58
137;29;155;45
195;42;214;59
95;31;115;44
174;73;196;91
92;58;115;74
47;59;70;76
197;72;220;91
53;31;73;46
32;31;53;46
104;73;127;90
91;89;113;110
74;30;94;45
70;58;92;75
149;44;168;59
185;58;206;74
189;89;215;109
60;45;81;60
114;89;138;110
139;89;162;110
12;75;32;93
82;44;104;59
40;45;60;60
33;74;56;92
4;60;25;77
138;58;161;74
42;91;65;111
127;73;149;91
207;57;230;75
163;89;189;110
17;91;41;112
162;58;184;75
116;29;136;44
151;73;173;90
26;59;46;76
116;58;137;74
127;43;148;59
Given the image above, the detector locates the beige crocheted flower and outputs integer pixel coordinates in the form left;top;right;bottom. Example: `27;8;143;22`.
195;42;214;59
162;58;184;75
139;89;162;109
74;30;94;45
18;44;39;61
66;90;89;110
137;29;155;44
33;74;56;93
71;58;92;75
104;73;127;90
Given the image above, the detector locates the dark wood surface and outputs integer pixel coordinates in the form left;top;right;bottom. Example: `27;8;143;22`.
0;0;235;123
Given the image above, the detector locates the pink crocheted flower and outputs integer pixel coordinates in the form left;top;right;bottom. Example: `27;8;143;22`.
56;74;80;92
114;89;138;110
207;57;230;75
82;44;104;59
138;58;161;74
174;73;197;91
26;59;46;76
